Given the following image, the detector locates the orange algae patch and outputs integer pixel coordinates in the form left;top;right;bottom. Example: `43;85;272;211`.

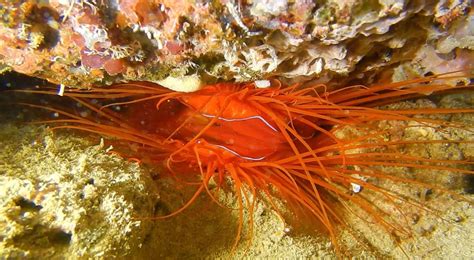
13;73;474;255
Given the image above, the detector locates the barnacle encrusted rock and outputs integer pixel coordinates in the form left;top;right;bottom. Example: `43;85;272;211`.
0;1;472;91
0;124;158;258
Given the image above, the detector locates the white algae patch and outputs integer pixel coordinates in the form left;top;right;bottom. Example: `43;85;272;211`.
0;125;158;258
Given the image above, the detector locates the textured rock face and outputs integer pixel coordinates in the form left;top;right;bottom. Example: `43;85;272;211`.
0;1;472;90
0;123;158;258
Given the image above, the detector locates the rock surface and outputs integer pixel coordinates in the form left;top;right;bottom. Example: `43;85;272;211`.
0;121;158;258
0;1;472;90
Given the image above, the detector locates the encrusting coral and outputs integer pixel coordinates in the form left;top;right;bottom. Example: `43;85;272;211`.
0;1;472;91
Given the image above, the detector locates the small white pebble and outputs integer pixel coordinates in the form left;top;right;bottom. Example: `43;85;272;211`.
254;80;271;88
351;183;362;193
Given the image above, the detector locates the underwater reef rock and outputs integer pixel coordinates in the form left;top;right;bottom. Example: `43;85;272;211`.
0;0;472;90
0;123;158;258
